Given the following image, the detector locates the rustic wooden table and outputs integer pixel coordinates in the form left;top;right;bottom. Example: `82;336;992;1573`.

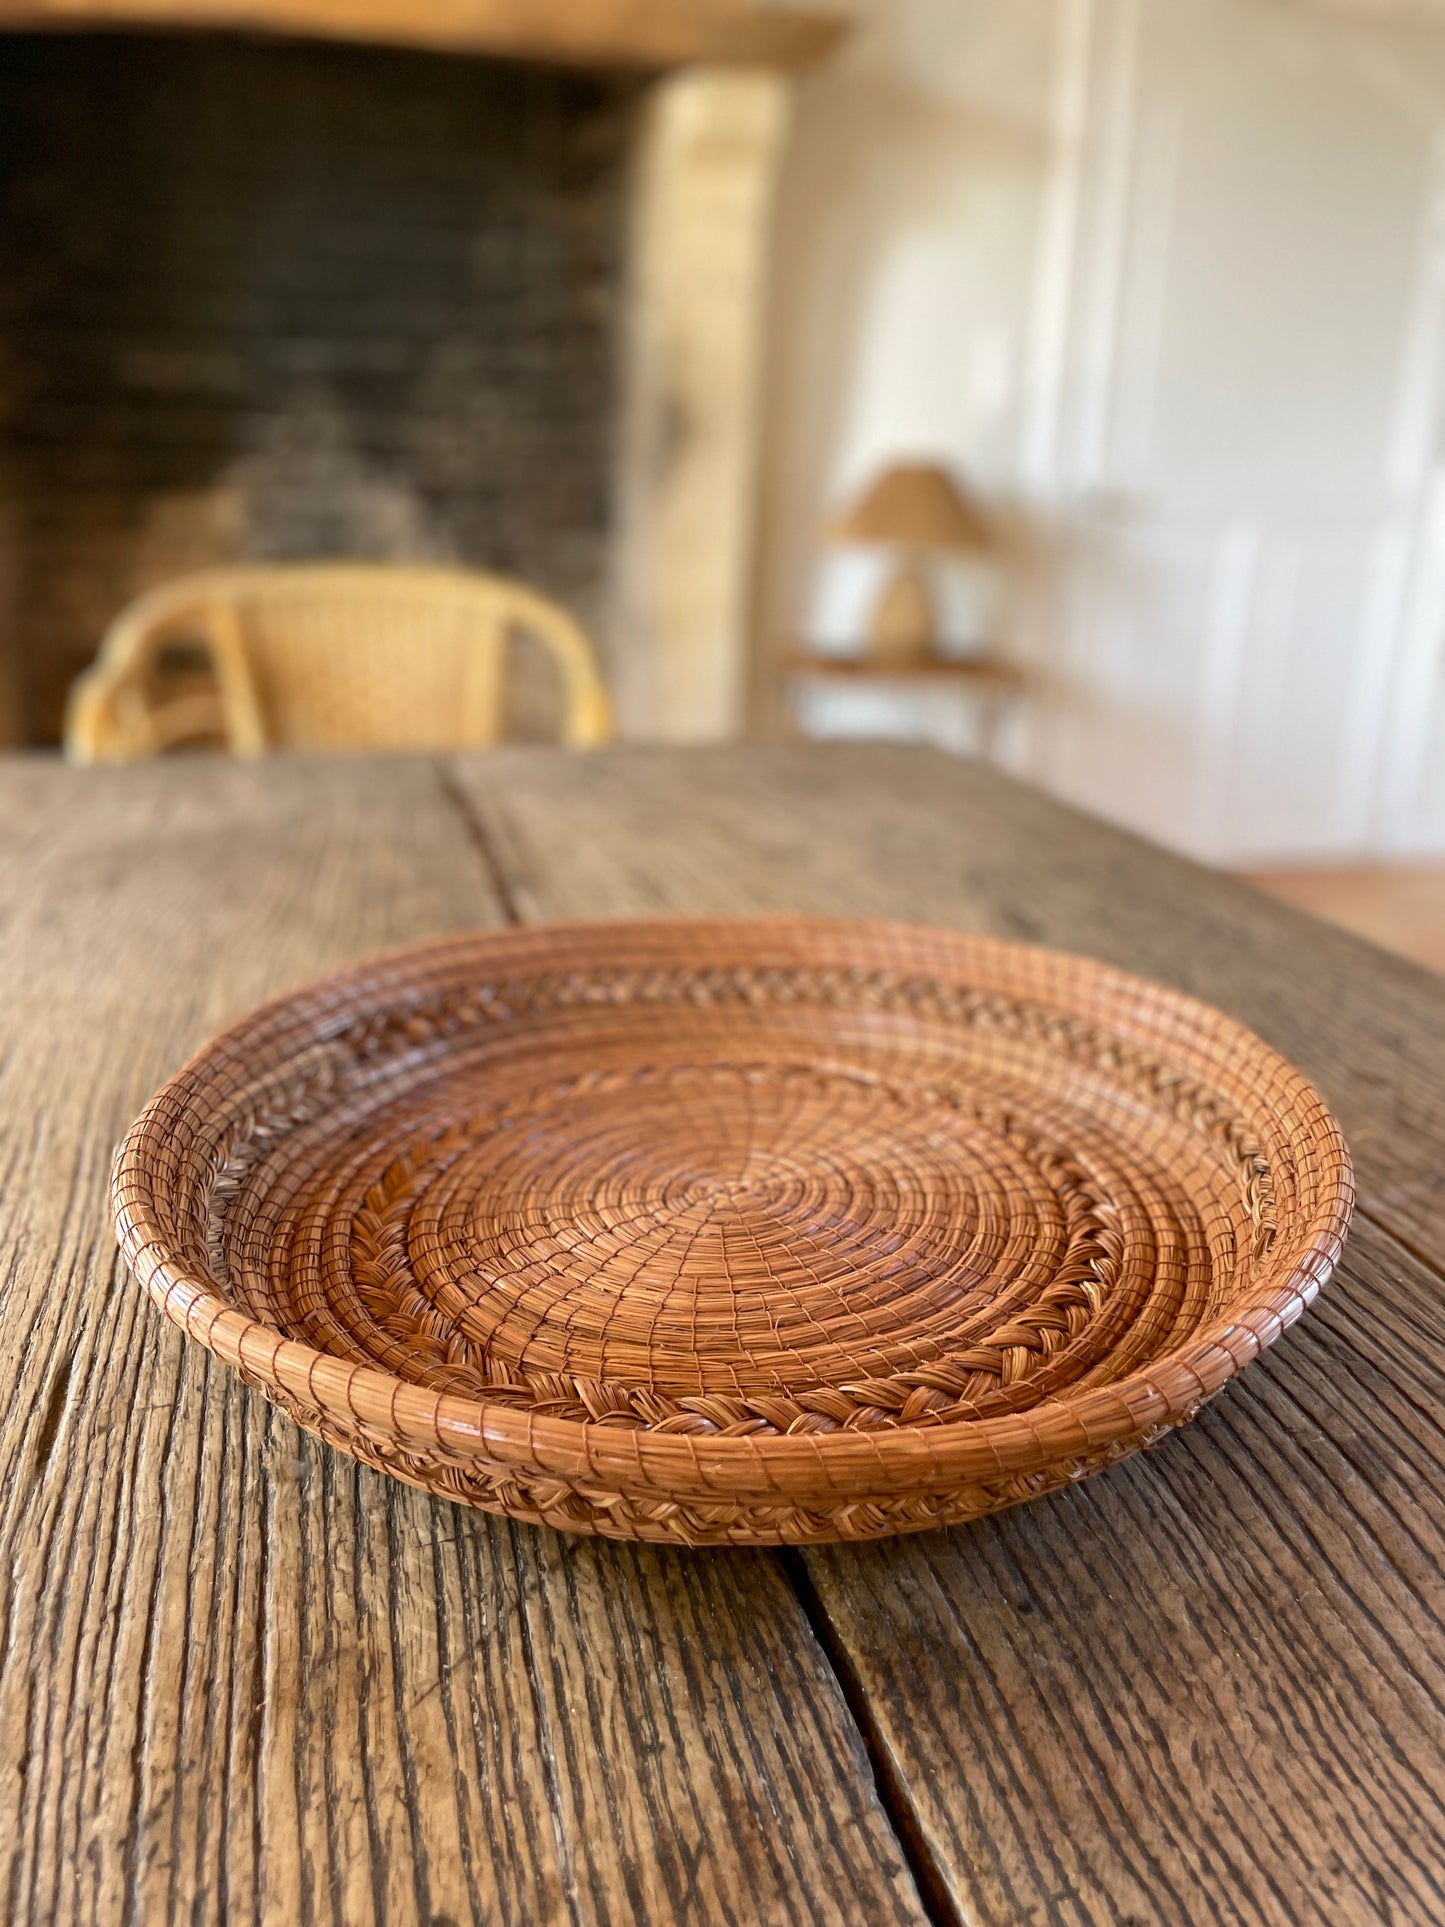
2;744;1442;1927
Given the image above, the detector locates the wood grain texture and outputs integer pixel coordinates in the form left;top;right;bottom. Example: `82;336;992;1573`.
0;756;925;1927
445;740;1445;1926
803;1214;1445;1927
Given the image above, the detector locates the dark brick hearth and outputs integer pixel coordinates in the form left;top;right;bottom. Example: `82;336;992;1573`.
0;32;641;741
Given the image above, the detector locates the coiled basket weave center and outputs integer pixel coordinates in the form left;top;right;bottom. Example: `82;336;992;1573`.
113;918;1353;1546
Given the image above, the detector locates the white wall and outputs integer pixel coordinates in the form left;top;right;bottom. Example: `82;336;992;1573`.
756;0;1057;706
757;0;1445;865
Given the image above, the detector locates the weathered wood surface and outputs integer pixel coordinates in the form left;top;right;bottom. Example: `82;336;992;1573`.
449;742;1445;1926
800;1212;1445;1927
4;741;1445;1927
0;756;923;1927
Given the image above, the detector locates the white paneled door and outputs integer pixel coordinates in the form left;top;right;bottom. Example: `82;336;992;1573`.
1013;0;1445;863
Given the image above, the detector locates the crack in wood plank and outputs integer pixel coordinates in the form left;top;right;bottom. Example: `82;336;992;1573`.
439;741;1445;1927
0;753;926;1927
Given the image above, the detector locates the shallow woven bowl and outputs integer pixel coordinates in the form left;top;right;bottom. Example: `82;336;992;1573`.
113;917;1353;1546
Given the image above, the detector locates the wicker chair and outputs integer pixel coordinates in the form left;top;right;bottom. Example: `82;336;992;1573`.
64;564;613;763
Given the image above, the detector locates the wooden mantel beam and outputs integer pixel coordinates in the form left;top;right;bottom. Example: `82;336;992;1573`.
0;0;846;68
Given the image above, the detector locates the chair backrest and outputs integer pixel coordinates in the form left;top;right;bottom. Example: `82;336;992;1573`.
65;563;613;763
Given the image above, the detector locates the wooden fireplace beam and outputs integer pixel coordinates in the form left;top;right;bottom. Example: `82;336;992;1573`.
0;0;846;68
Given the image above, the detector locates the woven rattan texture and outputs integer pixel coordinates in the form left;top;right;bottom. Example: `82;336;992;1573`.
65;564;613;761
113;918;1354;1545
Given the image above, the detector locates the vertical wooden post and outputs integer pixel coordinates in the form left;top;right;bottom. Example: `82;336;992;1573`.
612;68;792;742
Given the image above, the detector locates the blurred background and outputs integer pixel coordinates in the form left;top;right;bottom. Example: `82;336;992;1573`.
3;0;1445;966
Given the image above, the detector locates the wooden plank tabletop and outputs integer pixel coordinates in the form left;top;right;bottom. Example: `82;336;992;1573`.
1;742;1442;1927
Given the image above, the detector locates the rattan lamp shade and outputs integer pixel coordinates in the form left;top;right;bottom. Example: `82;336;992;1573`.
112;917;1352;1547
829;463;997;660
830;462;996;553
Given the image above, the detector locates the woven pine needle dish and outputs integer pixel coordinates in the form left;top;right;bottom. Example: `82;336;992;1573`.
113;917;1353;1547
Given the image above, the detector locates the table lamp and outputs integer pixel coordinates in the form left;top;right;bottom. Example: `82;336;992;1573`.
830;461;996;664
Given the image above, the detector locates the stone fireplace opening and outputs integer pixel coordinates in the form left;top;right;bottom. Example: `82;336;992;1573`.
0;4;839;747
0;32;639;741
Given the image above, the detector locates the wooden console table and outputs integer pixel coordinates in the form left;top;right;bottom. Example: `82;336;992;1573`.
785;652;1025;753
